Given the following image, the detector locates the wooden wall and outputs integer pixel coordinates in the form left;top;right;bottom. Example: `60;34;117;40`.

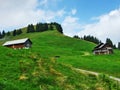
7;44;24;49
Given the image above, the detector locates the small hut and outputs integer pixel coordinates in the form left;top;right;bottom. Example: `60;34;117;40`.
93;43;113;55
3;38;32;49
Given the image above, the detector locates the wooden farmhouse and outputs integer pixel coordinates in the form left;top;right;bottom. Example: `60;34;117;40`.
3;38;32;49
93;43;113;55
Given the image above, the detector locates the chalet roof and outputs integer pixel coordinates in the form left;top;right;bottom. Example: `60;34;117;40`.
93;43;112;50
94;43;104;49
3;38;30;46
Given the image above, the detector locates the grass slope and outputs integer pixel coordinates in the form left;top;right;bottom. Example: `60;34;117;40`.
2;30;120;77
0;47;119;90
0;30;120;89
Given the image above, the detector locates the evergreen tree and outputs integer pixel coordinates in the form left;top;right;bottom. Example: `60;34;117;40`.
13;30;16;36
27;25;30;33
113;44;117;49
49;24;54;30
19;29;22;34
106;38;113;47
44;23;48;31
2;30;5;37
27;24;35;33
56;24;63;34
30;24;35;32
17;29;22;35
6;31;10;36
0;32;2;39
39;23;44;32
82;35;101;44
52;22;63;33
36;23;41;32
118;42;120;50
73;35;80;39
36;23;48;32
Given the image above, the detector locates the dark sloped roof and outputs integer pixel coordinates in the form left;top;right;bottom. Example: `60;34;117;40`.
93;43;112;50
94;43;104;50
94;43;104;49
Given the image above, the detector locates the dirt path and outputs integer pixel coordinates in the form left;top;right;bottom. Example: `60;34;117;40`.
74;68;120;82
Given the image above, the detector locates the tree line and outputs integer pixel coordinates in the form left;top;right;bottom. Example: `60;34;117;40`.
73;35;101;44
73;35;118;49
26;22;63;34
0;22;63;39
0;29;23;39
0;30;5;39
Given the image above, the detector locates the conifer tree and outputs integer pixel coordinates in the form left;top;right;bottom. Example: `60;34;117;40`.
83;35;101;44
0;32;2;39
30;24;35;32
44;23;48;31
27;25;30;33
13;30;16;36
6;31;10;36
106;38;113;47
17;29;22;35
73;35;80;39
113;44;117;49
118;42;120;50
36;23;41;32
27;24;35;33
49;24;54;30
52;22;63;33
2;30;5;37
56;24;63;33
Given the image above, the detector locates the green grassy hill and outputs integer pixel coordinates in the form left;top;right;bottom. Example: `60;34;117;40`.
0;30;120;89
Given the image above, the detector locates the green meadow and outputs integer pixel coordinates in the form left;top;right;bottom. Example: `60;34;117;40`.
0;30;120;89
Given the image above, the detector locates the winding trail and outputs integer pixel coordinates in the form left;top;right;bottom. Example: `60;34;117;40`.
74;68;120;82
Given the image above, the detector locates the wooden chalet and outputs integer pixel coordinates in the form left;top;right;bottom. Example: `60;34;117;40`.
93;43;113;55
3;38;32;49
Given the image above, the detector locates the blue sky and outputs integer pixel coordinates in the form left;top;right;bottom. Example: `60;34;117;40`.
42;0;120;22
0;0;120;44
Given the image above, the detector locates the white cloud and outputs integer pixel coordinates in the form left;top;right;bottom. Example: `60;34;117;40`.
39;0;48;6
71;9;77;15
62;16;81;36
0;0;38;31
38;9;66;23
39;0;62;8
0;0;64;31
78;8;120;44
